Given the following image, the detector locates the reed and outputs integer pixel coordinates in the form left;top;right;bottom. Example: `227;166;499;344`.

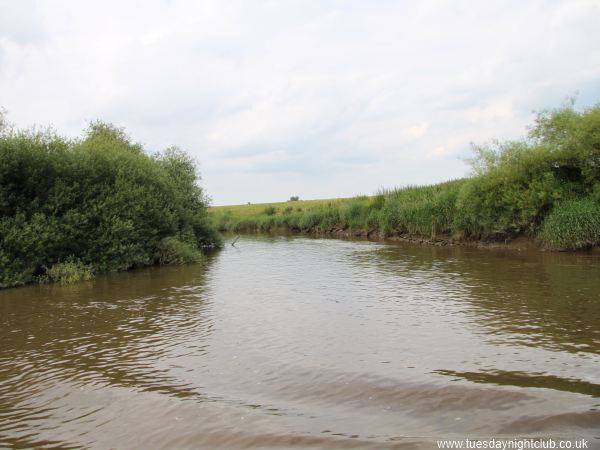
540;198;600;250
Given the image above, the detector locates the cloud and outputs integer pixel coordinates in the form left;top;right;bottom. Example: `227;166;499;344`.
1;0;599;204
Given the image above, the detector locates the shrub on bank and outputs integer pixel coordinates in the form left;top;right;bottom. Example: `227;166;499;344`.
454;101;599;241
453;151;563;239
0;117;221;288
154;237;205;265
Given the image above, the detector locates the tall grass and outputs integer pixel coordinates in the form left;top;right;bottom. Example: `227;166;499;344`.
540;198;600;250
212;181;464;237
379;181;462;236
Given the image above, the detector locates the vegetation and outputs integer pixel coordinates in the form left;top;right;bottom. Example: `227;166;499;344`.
540;199;600;250
212;101;600;250
43;258;94;285
0;114;221;288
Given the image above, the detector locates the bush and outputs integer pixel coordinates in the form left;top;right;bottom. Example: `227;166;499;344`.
44;258;94;284
262;206;277;216
454;102;600;240
540;198;600;250
154;237;205;265
455;142;567;239
0;117;220;288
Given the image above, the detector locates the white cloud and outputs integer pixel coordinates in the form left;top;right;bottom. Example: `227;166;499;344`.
0;0;599;204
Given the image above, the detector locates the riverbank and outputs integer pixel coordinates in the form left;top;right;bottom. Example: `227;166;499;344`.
305;229;542;251
211;102;600;251
210;184;599;252
217;226;545;253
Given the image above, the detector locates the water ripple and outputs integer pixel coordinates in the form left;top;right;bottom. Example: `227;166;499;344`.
1;236;599;448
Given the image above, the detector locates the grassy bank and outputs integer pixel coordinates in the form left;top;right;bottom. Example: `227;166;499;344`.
212;102;600;250
0;116;221;288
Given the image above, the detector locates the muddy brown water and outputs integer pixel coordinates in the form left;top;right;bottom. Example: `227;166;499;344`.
1;236;599;449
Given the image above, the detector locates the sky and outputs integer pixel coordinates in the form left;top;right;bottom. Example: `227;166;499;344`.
1;1;599;205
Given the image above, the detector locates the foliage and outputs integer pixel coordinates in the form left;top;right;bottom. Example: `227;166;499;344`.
262;206;277;216
380;181;462;236
43;258;94;285
0;118;220;288
289;195;299;201
454;143;565;239
540;198;600;250
0;108;8;135
455;101;599;240
154;236;205;265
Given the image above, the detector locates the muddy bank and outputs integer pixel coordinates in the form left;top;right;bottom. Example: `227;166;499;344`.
236;227;566;252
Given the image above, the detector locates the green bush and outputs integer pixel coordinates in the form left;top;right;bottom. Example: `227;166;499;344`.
540;198;600;250
453;102;600;240
455;143;567;239
262;206;277;216
44;258;94;285
0;118;220;288
154;236;205;265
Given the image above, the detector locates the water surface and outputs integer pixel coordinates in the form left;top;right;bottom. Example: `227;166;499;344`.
1;236;599;449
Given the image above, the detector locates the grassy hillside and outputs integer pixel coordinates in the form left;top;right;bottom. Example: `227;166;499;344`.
212;197;345;218
212;101;600;250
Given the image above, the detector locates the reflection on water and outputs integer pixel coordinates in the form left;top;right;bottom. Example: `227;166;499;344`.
0;236;599;449
433;369;600;397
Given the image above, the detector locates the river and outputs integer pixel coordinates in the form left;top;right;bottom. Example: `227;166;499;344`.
1;236;599;449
